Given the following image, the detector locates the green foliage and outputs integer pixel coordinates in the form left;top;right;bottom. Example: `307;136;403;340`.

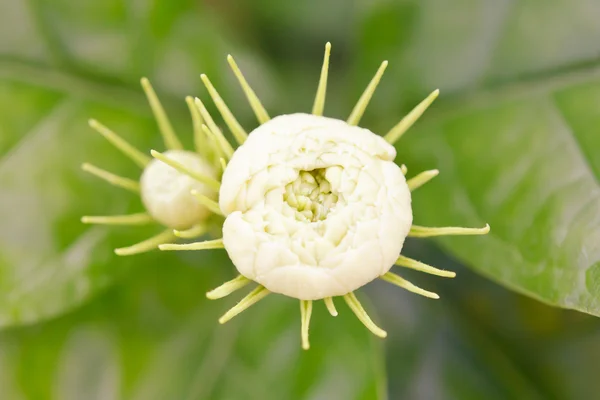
401;82;600;316
1;0;600;398
0;254;385;400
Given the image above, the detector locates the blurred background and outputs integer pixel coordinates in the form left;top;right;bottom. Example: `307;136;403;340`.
1;0;600;399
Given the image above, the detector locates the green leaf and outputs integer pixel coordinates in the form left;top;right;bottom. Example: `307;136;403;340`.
378;242;600;399
394;67;600;317
0;254;386;400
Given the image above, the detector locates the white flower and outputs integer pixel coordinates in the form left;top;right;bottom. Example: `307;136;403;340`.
220;113;412;300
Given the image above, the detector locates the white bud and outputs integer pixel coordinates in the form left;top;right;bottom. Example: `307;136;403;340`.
220;114;412;300
140;150;216;230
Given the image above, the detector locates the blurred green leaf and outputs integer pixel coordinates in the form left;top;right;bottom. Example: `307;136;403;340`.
0;253;386;400
0;79;164;327
396;68;600;317
357;0;600;95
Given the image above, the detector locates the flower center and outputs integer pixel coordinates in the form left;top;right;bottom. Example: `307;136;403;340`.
283;169;339;222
